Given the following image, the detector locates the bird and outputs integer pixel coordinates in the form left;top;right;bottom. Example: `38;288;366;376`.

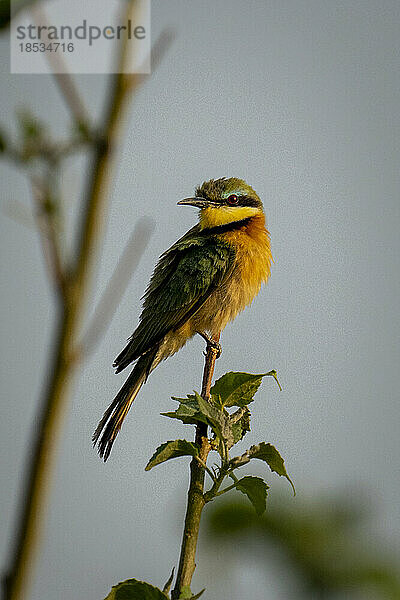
93;177;272;460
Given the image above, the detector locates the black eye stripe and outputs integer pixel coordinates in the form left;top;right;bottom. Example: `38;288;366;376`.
241;196;260;207
196;193;260;207
225;195;259;207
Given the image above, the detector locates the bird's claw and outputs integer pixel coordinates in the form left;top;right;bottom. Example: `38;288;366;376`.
197;331;222;359
207;339;222;359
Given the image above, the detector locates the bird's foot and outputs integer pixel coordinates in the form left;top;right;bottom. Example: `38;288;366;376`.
197;331;222;359
207;339;222;359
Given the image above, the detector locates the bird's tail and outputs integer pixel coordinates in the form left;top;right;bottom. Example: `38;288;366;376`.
93;350;157;461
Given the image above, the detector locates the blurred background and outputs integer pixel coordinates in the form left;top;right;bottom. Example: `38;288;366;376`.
1;1;399;599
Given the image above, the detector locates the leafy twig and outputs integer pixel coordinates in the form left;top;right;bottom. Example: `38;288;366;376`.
194;455;217;483
30;176;67;301
31;6;90;128
1;4;173;599
212;482;237;498
171;334;221;599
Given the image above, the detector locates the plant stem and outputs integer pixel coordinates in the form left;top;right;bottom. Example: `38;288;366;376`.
1;5;138;597
194;456;216;483
212;482;237;498
172;334;221;599
3;302;77;600
206;471;240;500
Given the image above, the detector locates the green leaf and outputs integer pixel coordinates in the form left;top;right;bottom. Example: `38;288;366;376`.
249;442;295;494
194;391;223;434
231;407;251;445
145;440;198;471
162;395;209;427
194;391;237;450
211;371;280;408
164;392;251;454
171;394;198;409
161;410;206;426
235;476;269;515
104;578;168;599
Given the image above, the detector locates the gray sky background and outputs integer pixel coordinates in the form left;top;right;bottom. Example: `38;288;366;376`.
1;1;399;599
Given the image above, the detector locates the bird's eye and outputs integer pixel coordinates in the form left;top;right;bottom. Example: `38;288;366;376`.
227;194;239;205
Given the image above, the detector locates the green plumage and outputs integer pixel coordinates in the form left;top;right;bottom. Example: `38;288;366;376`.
94;177;266;461
114;225;235;373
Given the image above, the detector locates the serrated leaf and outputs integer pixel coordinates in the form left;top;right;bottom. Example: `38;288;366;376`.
194;391;223;433
161;411;201;426
104;578;168;599
210;371;273;408
161;409;208;427
171;394;199;410
249;442;295;494
145;440;198;471
231;408;251;445
162;395;209;427
194;391;237;450
164;391;249;454
235;476;269;515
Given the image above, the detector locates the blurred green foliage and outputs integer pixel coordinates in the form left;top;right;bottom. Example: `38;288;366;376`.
206;495;400;599
0;0;39;30
0;0;11;28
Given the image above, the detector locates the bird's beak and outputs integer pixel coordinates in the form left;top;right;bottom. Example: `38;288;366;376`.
177;197;214;209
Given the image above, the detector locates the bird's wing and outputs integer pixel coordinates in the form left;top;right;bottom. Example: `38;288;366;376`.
114;233;235;372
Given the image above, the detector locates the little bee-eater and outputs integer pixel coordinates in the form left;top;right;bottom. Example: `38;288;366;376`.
94;177;272;460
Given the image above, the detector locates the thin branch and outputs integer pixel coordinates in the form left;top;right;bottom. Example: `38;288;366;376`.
72;217;155;362
1;3;174;599
212;482;237;498
172;334;221;600
194;455;217;483
72;0;146;294
204;462;231;503
30;177;67;301
48;71;89;130
203;474;225;502
31;6;90;127
3;129;100;165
